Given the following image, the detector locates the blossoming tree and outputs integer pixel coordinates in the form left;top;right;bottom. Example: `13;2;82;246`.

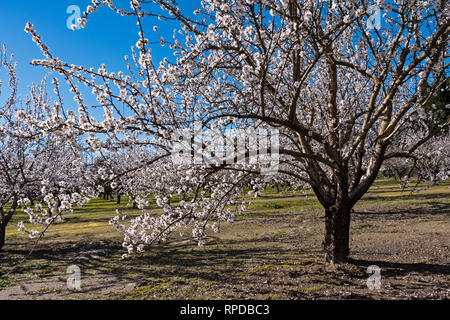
24;0;449;263
0;46;91;250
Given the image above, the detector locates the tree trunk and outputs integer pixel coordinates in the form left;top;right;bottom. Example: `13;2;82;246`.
323;205;351;264
0;222;6;251
0;202;16;251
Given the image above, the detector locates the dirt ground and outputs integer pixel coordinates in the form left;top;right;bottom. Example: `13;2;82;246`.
0;182;449;300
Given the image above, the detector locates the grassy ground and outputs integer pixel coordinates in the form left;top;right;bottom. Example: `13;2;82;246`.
0;179;449;300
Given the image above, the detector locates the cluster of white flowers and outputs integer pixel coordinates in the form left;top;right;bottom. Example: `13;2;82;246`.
2;0;446;260
0;46;99;246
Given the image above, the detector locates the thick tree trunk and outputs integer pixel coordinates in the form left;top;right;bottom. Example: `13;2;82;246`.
0;222;6;251
0;202;16;251
323;205;351;264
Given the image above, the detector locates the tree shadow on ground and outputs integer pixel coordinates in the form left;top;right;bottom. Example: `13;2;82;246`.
360;192;450;203
353;202;450;218
126;241;299;285
1;237;306;291
346;258;450;279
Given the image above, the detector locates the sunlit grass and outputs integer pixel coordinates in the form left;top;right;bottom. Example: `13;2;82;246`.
5;179;449;242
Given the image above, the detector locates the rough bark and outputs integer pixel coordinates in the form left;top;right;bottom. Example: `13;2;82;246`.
0;222;6;251
0;202;17;251
323;205;351;264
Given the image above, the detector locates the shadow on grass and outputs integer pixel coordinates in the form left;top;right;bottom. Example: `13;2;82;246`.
125;241;300;284
347;258;450;278
2;235;449;298
353;202;450;217
360;192;450;203
1;238;300;287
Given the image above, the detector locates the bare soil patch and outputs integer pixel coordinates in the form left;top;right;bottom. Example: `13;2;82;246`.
0;183;449;299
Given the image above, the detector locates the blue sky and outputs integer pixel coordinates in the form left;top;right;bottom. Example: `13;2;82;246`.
0;0;201;102
1;1;445;106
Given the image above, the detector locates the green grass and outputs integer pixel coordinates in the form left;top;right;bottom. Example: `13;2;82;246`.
0;279;15;289
5;179;449;242
1;179;449;300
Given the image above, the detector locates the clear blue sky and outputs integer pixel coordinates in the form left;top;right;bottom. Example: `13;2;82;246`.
2;1;444;103
0;0;201;102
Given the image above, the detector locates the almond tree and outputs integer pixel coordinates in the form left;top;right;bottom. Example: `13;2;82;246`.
0;47;90;250
25;0;449;263
383;78;450;187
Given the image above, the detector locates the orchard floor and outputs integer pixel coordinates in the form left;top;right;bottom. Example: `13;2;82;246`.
0;180;449;300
